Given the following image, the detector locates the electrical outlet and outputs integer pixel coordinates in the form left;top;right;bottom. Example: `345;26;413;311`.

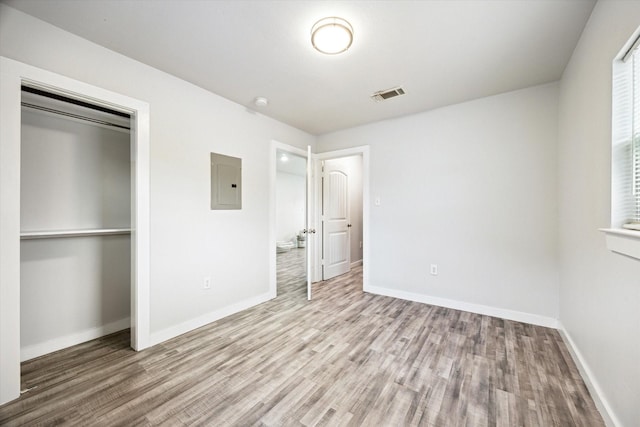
430;264;438;276
374;196;381;206
203;277;211;289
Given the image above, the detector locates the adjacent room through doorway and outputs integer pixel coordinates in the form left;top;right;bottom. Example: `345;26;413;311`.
275;149;307;296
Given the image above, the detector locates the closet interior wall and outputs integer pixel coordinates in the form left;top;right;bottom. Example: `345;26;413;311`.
20;88;132;361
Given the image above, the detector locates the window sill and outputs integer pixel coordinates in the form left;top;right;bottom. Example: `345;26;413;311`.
599;228;640;260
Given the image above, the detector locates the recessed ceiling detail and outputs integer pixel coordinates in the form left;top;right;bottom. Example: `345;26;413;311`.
371;87;406;102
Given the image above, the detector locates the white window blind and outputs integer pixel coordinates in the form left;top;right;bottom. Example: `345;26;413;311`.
633;52;640;224
612;41;640;230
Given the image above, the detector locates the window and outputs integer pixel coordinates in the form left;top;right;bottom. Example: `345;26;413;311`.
612;36;640;231
605;32;640;261
628;48;640;229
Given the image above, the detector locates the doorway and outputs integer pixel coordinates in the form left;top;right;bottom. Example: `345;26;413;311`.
320;155;364;281
269;141;313;299
0;57;150;405
20;86;133;361
313;146;370;288
269;143;370;300
275;149;307;298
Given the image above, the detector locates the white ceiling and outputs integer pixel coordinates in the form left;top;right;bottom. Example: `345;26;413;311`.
3;0;596;135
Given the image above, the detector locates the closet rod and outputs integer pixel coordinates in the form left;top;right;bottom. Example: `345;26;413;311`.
21;102;131;130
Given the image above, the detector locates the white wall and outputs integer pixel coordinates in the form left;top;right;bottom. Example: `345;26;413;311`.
20;108;131;231
0;4;314;351
276;171;305;244
20;106;131;359
557;2;640;426
21;236;130;358
318;83;560;324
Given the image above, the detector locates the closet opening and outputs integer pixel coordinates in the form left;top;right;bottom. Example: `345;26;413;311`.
19;85;133;362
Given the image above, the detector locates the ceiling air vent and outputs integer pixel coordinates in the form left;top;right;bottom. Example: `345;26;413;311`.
371;86;406;102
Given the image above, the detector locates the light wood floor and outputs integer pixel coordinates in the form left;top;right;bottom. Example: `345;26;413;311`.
0;248;605;426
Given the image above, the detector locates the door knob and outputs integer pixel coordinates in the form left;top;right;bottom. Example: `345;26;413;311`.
347;224;352;227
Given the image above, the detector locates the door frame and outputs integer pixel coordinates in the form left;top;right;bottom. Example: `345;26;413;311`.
268;140;315;297
0;57;151;405
314;146;370;288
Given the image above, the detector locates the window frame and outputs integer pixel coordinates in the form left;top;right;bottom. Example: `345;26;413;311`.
602;31;640;259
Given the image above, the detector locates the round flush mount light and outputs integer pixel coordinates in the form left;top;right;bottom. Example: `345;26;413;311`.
254;97;269;107
311;17;353;55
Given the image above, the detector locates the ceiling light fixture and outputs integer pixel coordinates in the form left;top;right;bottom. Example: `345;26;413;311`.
311;17;353;55
254;97;269;107
280;153;289;162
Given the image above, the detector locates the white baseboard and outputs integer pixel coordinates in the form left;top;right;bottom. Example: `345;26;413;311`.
557;323;620;427
21;317;130;362
364;285;558;328
350;259;363;268
148;291;273;347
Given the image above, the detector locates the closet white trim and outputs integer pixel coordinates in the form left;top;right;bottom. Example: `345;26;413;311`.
21;85;131;131
21;102;130;130
0;56;151;406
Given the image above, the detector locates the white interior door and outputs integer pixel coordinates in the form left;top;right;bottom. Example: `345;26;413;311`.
322;159;350;280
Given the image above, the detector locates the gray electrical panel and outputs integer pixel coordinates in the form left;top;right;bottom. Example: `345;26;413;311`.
210;152;241;210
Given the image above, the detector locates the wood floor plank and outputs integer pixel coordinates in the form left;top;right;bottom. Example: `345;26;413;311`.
0;248;606;426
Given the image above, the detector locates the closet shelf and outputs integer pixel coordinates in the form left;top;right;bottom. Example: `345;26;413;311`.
20;228;131;240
